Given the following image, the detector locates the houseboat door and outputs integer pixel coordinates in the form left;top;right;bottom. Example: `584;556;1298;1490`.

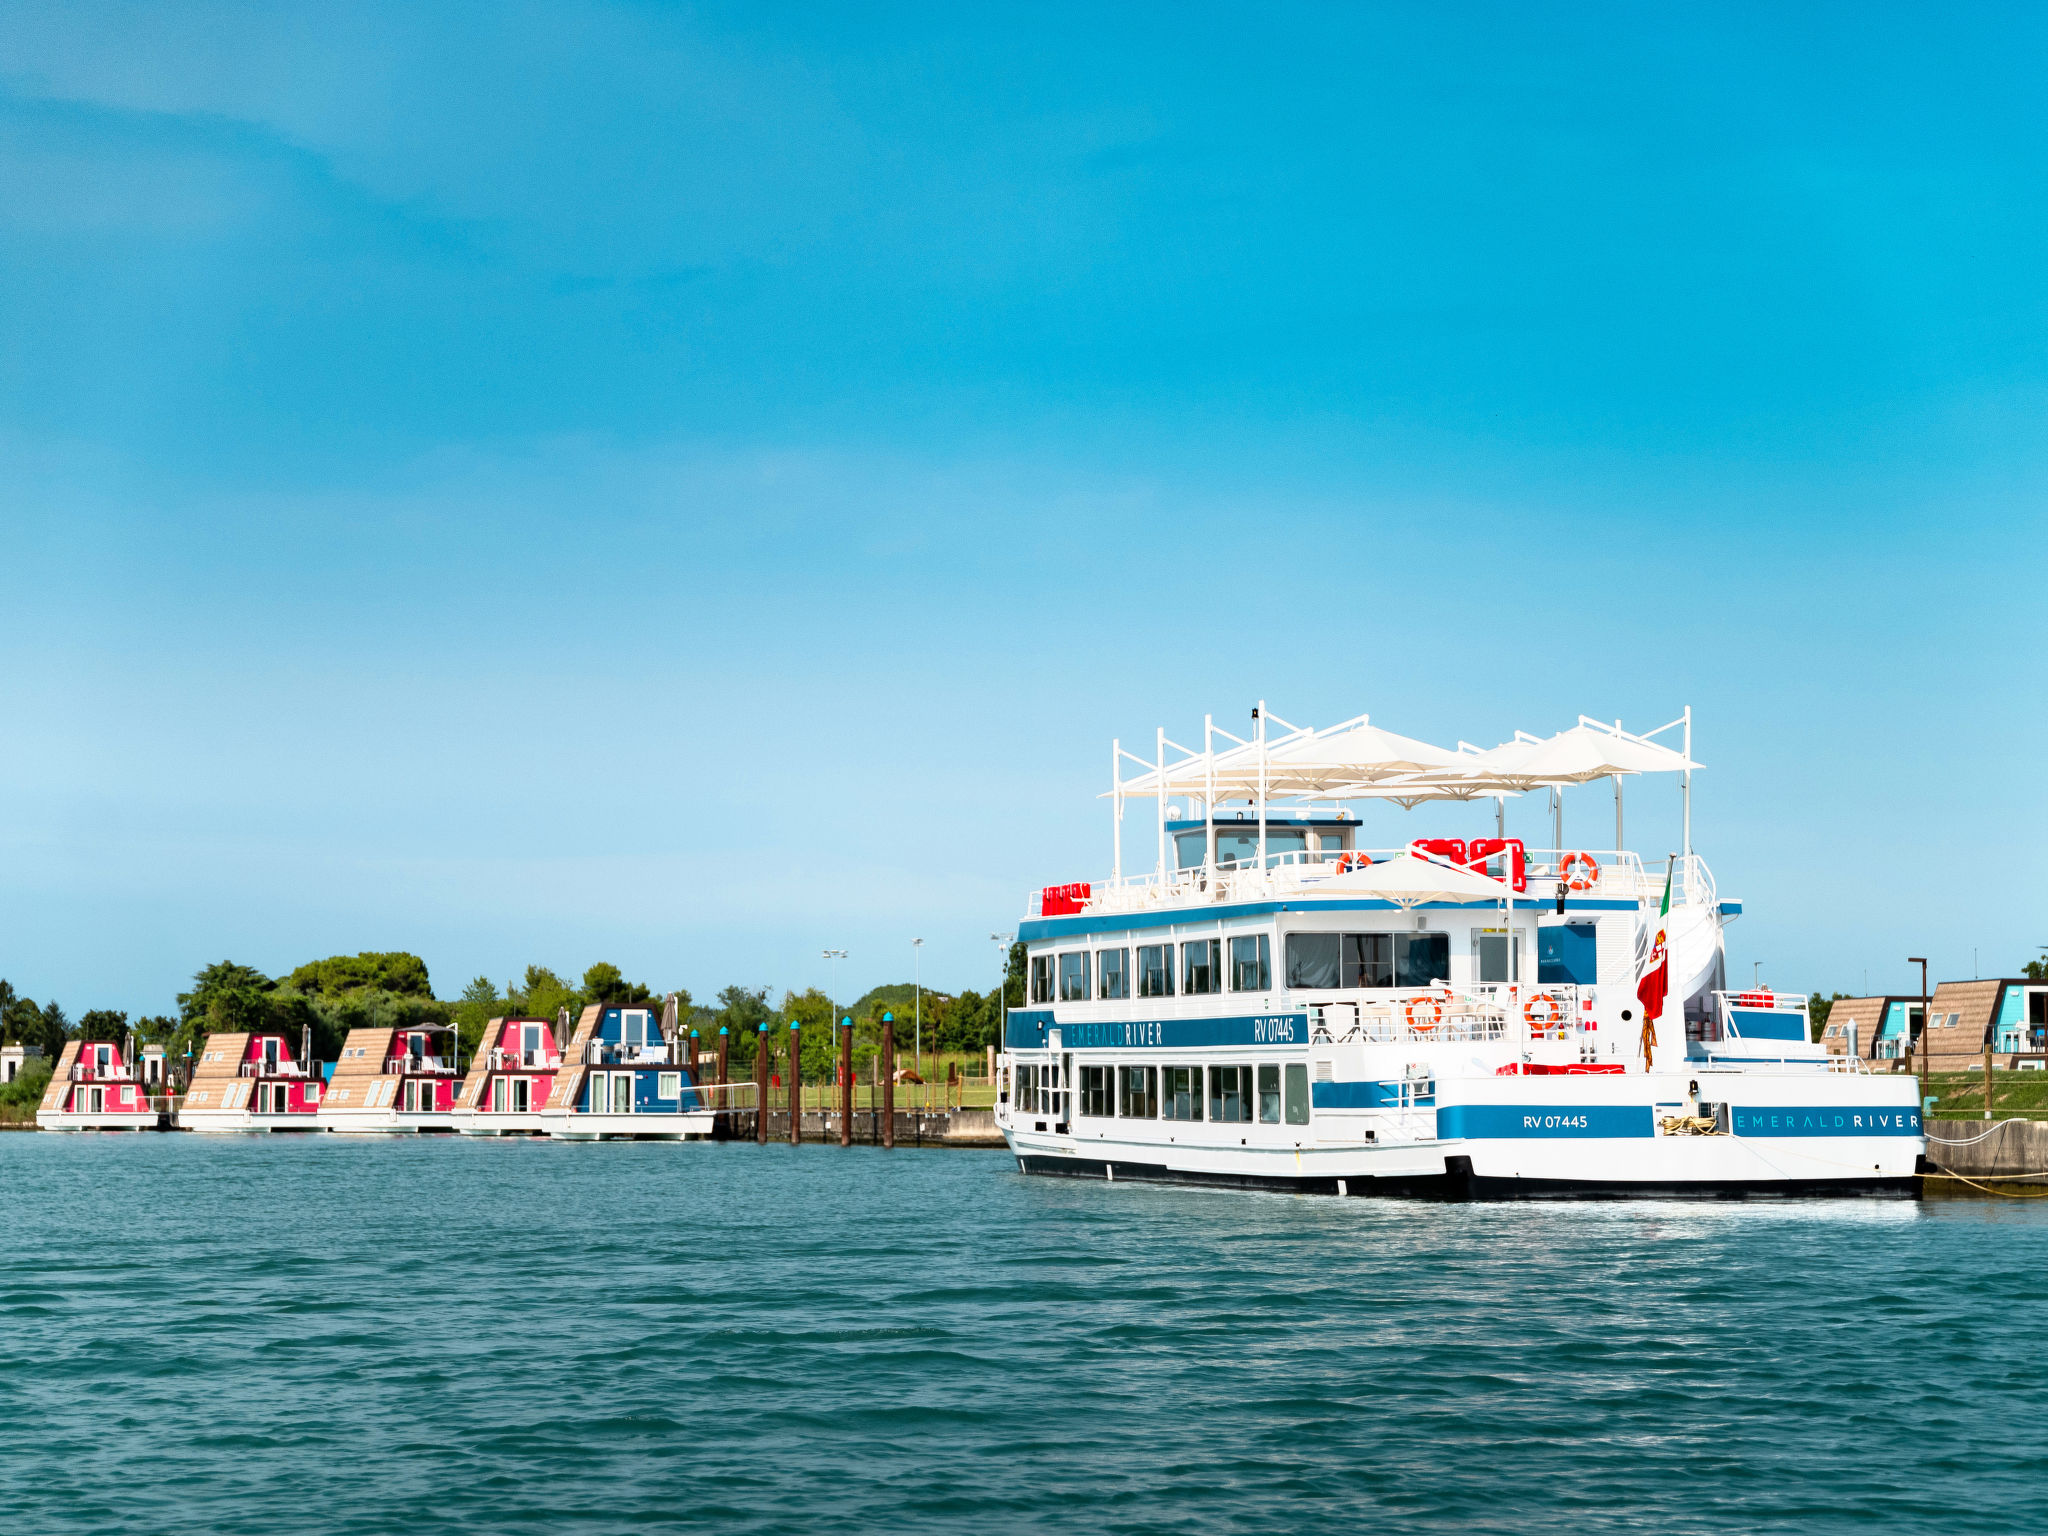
511;1077;530;1113
86;1086;104;1114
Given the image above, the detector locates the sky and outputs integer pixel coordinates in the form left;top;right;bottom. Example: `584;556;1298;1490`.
1;2;2043;1016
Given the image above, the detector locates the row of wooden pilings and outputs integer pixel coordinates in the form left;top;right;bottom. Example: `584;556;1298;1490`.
679;1010;910;1150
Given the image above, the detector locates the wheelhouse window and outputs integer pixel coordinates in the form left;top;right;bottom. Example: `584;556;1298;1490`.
1119;1065;1158;1118
1213;828;1309;869
1030;955;1054;1004
1230;934;1271;991
1138;945;1174;998
1258;1064;1282;1123
1163;1066;1202;1120
1098;948;1130;1000
1208;1064;1251;1123
1181;939;1222;995
1396;933;1450;988
1058;952;1091;1002
1079;1064;1113;1117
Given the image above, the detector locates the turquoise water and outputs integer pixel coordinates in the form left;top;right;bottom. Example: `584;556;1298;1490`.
4;1135;2045;1535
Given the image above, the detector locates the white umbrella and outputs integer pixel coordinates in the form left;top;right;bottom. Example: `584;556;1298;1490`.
1317;851;1516;908
1398;721;1698;794
1114;713;1462;799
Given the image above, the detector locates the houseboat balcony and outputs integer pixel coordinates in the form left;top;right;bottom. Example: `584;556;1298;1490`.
391;1056;455;1075
581;1042;675;1066
1043;849;1717;918
481;1047;555;1070
68;1062;140;1083
237;1063;312;1079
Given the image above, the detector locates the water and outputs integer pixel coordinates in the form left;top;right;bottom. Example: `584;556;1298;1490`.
3;1134;2045;1535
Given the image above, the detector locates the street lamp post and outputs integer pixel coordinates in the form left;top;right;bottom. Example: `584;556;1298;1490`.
912;938;924;1077
1908;955;1928;1094
990;931;1013;1075
821;948;847;1094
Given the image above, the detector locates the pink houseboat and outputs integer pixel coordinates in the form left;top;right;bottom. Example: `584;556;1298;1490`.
318;1022;460;1133
37;1039;164;1130
176;1030;325;1132
453;1016;563;1135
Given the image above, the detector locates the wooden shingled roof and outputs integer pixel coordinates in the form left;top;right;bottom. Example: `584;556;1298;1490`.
323;1027;398;1110
1924;979;2022;1067
180;1033;250;1112
1819;997;1900;1053
544;1004;603;1112
38;1041;80;1114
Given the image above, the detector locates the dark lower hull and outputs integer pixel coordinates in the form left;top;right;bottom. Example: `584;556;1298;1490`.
1016;1152;1920;1201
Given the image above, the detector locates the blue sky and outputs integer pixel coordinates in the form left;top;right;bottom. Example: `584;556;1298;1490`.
1;2;2042;1015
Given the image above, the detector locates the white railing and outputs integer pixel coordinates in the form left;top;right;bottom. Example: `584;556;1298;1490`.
1043;846;1717;918
484;1047;557;1071
238;1062;310;1078
1309;983;1593;1046
581;1041;677;1066
68;1063;138;1083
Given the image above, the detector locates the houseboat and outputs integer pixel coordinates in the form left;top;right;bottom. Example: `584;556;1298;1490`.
453;1015;564;1135
540;997;714;1140
317;1022;461;1133
997;705;1925;1199
36;1038;163;1130
177;1030;325;1132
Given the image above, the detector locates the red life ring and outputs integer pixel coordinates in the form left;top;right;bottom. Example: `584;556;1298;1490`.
1559;851;1601;891
1405;995;1442;1033
1523;992;1565;1031
1335;851;1372;874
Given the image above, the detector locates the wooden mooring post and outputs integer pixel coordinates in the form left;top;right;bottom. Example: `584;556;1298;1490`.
838;1015;853;1148
787;1021;801;1146
755;1023;771;1145
1984;1046;1995;1120
882;1010;896;1150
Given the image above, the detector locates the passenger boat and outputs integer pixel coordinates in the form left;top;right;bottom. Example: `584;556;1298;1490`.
317;1022;461;1133
997;706;1924;1198
452;1015;564;1135
539;997;715;1140
36;1038;163;1130
177;1030;325;1132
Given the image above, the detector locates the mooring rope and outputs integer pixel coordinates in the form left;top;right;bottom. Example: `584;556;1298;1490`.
1924;1119;2030;1147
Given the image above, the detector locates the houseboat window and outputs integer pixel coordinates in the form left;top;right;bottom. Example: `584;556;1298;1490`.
1286;933;1340;989
658;1072;681;1100
1395;933;1450;988
1284;1063;1310;1125
621;1011;653;1049
1137;945;1175;998
1058;952;1091;1002
1030;955;1054;1004
262;1038;279;1071
1119;1065;1158;1119
1472;929;1522;984
1181;939;1222;995
1162;1066;1202;1120
1079;1064;1112;1117
1208;1064;1251;1123
1098;948;1130;1000
1230;934;1271;991
1258;1064;1282;1123
490;1078;506;1112
524;1023;545;1059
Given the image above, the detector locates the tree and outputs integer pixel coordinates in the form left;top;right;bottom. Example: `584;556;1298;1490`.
75;1009;129;1043
452;977;504;1060
0;1058;51;1113
582;962;653;1008
2025;956;2047;982
1003;941;1026;1008
715;985;773;1071
508;966;579;1026
284;952;432;998
780;987;838;1078
1809;992;1847;1043
4;996;64;1058
178;961;274;1025
134;1015;178;1044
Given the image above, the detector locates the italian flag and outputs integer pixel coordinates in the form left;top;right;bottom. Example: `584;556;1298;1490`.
1635;858;1673;1048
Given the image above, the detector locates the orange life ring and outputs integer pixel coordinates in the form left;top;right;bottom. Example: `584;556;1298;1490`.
1523;992;1564;1031
1335;851;1371;874
1405;995;1442;1033
1559;851;1601;891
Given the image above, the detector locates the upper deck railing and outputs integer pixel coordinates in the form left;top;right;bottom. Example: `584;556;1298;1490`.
1033;848;1716;919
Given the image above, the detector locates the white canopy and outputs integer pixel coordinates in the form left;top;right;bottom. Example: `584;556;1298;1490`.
1426;720;1699;791
1317;851;1516;908
1116;713;1468;800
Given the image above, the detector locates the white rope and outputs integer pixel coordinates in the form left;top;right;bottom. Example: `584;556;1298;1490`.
1924;1119;2031;1147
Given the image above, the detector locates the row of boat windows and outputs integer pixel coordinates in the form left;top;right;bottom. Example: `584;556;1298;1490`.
1030;932;1452;1002
1012;1062;1311;1125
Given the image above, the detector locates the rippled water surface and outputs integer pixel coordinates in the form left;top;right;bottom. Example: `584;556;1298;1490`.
4;1133;2046;1534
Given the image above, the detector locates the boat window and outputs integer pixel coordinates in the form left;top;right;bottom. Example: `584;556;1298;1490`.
1016;1063;1039;1113
1230;934;1271;991
1258;1064;1282;1123
1286;933;1340;989
1214;828;1309;869
1208;1064;1251;1123
1137;945;1174;997
1472;929;1522;984
1284;1063;1310;1125
1098;948;1130;1000
1174;831;1210;870
1030;955;1054;1004
1395;933;1450;988
1181;939;1222;995
1119;1065;1158;1118
1162;1066;1202;1120
1346;934;1394;988
658;1072;681;1100
1058;952;1091;1002
1079;1064;1112;1117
